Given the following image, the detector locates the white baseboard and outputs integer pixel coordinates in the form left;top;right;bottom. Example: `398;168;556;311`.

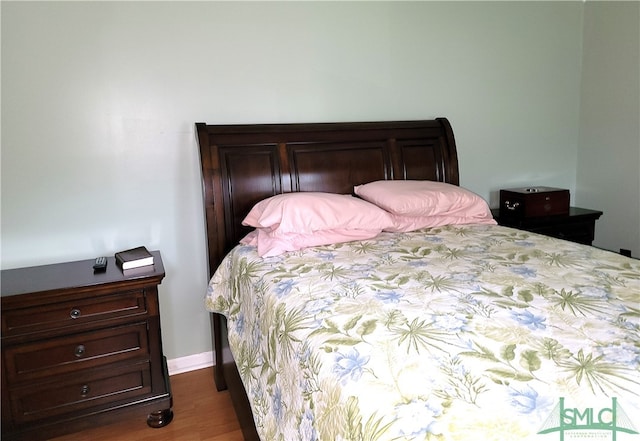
167;351;214;376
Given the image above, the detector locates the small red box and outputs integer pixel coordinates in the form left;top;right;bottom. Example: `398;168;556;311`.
499;187;569;219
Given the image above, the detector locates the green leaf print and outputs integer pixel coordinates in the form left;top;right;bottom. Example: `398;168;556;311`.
436;356;488;405
344;314;364;332
442;247;465;260
311;315;375;349
502;286;514;297
362;411;395;441
460;343;499;362
236;341;262;382
393;317;454;354
351;241;386;255
345;396;363;441
519;350;542;372
471;286;530;309
357;319;377;337
236;257;264;291
419;272;460;293
552;289;608;316
517;290;534;303
274;304;309;356
501;344;516;361
209;295;229;313
537;338;572;363
318;262;351;281
396;246;432;261
558;349;640;394
485;368;534;382
343;396;395;441
324;337;362;346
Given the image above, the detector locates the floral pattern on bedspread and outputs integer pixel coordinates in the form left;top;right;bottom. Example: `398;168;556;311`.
205;224;640;441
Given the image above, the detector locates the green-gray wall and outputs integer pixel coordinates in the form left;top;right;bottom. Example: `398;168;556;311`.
576;1;640;255
2;1;638;362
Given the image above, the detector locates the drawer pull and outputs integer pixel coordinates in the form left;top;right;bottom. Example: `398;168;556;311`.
80;384;90;397
504;201;520;211
70;308;82;319
74;344;86;358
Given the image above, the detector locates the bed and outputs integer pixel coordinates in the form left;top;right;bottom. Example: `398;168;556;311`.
195;119;640;441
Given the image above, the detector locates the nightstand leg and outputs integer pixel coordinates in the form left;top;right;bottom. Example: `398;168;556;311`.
147;408;174;428
147;356;174;428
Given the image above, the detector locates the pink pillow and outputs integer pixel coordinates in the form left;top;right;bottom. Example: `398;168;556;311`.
241;228;383;257
353;180;496;232
386;213;496;233
243;192;393;233
241;192;393;256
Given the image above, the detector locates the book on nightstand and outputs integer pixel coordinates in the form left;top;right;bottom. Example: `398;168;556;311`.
115;246;154;270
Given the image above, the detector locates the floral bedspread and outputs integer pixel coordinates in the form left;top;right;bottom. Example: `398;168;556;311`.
205;224;640;441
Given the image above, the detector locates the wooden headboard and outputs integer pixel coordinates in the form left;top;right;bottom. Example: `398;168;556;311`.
196;118;459;279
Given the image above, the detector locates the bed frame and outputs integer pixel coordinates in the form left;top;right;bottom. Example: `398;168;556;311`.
196;118;459;440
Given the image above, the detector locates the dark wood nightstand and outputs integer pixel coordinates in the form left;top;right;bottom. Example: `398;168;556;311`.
491;207;603;245
1;251;173;441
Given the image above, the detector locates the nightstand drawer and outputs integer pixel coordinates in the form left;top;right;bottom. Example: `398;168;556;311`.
529;221;595;245
9;362;152;424
2;290;147;337
492;207;602;246
4;322;149;383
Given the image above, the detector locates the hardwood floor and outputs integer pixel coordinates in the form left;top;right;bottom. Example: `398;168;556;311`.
50;368;243;441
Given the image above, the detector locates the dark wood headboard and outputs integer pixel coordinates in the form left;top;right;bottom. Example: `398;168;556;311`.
196;118;459;279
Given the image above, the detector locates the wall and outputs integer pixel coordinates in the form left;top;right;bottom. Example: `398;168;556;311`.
576;1;640;257
2;2;585;361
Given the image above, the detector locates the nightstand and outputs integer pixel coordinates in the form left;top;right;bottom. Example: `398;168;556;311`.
491;207;603;245
1;251;173;440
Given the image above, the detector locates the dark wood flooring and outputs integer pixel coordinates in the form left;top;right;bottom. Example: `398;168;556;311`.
50;368;243;441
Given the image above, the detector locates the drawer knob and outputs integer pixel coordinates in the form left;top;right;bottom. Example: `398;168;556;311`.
74;344;86;358
80;384;90;397
504;200;520;211
70;308;82;319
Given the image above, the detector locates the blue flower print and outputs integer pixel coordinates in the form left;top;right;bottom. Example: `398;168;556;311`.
508;385;540;414
271;384;284;421
275;279;295;297
376;290;402;304
598;342;640;364
510;266;537;278
333;348;370;384
315;251;335;261
580;286;611;300
235;312;245;334
350;263;375;276
432;313;468;333
394;398;443;437
511;310;546;330
305;298;333;316
298;408;318;441
451;272;477;283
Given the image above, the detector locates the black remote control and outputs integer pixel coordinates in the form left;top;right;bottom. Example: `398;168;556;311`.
93;256;108;272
